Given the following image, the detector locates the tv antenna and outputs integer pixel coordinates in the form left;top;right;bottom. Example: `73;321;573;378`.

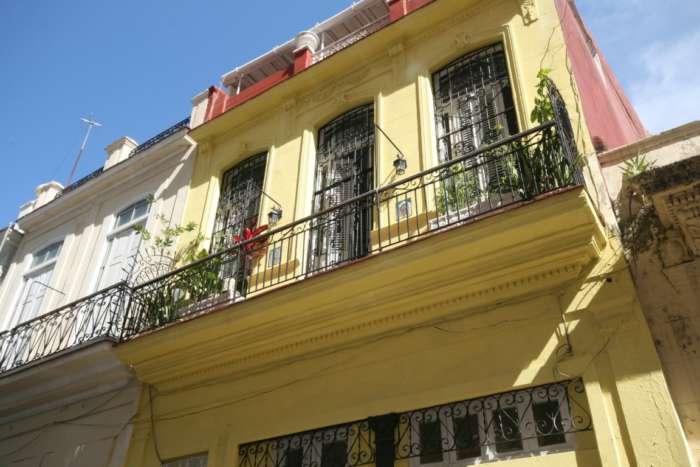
67;116;102;186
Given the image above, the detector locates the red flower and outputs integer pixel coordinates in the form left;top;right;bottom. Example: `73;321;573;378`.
233;225;269;259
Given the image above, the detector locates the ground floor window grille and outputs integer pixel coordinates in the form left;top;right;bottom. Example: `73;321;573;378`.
398;380;582;465
238;380;590;467
239;420;373;467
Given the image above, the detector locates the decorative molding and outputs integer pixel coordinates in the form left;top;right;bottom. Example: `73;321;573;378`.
282;96;298;112
152;261;585;388
662;184;700;257
453;32;472;49
198;139;214;158
518;0;538;25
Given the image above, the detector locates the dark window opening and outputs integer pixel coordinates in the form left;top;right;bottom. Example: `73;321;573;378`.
321;441;348;467
419;420;444;464
212;152;268;295
453;414;481;459
432;43;518;163
493;408;523;453
533;401;567;447
310;104;374;271
284;447;304;467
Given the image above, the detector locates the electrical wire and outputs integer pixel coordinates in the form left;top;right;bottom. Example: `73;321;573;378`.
0;380;136;459
146;285;580;425
149;385;164;464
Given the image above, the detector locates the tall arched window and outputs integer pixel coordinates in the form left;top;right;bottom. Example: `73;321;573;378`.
432;43;518;163
212;152;268;252
310;104;375;271
212;153;268;296
96;198;150;290
14;241;63;324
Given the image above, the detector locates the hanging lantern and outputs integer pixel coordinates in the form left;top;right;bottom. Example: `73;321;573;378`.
267;206;283;226
393;154;407;176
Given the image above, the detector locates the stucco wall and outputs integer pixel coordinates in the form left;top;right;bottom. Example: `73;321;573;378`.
553;0;646;153
0;379;140;467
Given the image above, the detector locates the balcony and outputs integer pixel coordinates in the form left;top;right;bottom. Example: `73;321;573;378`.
0;114;595;377
0;284;129;374
120;118;584;340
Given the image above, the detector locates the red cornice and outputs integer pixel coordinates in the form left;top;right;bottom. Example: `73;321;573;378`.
202;0;438;125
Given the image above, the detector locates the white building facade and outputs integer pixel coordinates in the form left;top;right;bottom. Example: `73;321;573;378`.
0;118;196;466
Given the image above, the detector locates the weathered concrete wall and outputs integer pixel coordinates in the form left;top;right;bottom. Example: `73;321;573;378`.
607;144;700;465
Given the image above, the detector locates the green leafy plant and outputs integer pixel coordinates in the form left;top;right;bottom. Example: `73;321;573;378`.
622;153;655;179
525;69;581;194
132;215;224;329
482;124;524;196
436;165;479;216
531;69;554;125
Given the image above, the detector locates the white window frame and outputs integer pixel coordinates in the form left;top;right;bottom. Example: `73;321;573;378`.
94;198;151;291
409;388;574;467
12;240;64;326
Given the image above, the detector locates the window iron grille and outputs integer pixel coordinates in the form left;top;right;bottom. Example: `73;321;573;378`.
237;380;591;467
239;419;374;467
432;43;519;203
212;152;268;252
310;104;375;272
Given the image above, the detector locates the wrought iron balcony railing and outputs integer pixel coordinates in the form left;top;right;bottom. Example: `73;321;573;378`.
129;117;190;157
238;379;591;467
59;118;190;198
120;118;582;339
0;283;129;374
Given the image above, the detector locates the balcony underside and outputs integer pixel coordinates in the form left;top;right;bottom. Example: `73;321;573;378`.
0;341;133;421
116;187;606;388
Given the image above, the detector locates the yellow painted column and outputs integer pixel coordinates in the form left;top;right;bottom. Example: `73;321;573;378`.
583;357;632;467
605;316;693;466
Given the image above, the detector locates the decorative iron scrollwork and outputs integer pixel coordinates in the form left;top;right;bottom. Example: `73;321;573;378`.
0;283;129;373
238;380;591;467
239;420;375;467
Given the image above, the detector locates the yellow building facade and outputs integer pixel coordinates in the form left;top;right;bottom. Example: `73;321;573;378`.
115;0;693;466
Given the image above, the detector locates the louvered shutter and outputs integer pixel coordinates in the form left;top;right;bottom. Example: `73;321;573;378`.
457;96;477;158
481;84;510;189
432;43;519;190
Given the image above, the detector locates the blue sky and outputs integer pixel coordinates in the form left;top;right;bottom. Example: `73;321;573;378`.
0;0;698;228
